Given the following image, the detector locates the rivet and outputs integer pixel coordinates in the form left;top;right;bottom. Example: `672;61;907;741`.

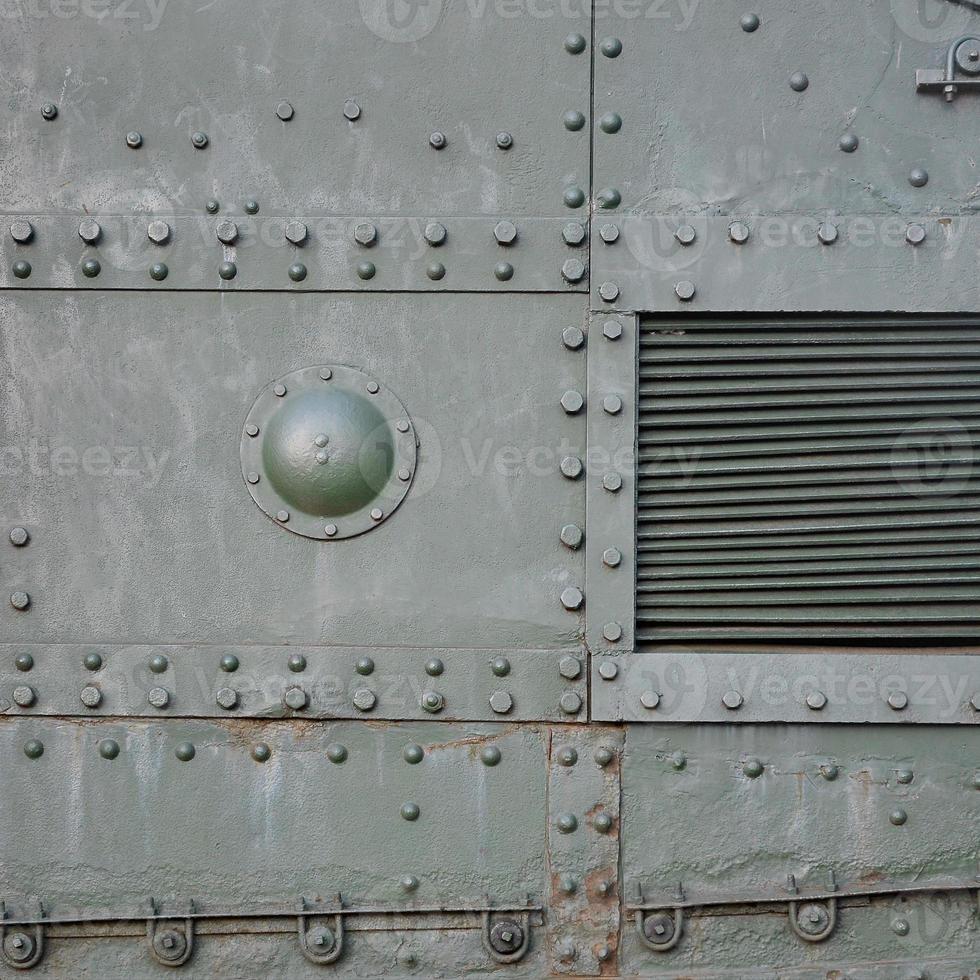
273;382;287;397
284;686;308;710
419;658;444;679
817;222;838;245
327;742;348;764
496;131;513;150
216;220;238;245
220;654;239;672
887;691;909;711
598;660;619;680
599;112;622;134
175;742;196;761
640;690;661;710
9;527;30;547
562;326;585;349
491;657;511;677
602;394;623;415
564;32;587;54
489;690;513;714
889;808;908;826
15;653;34;671
24;739;44;759
276;101;294;121
891;917;910;936
245;424;260;439
13;685;36;707
909;167;929;187
9;220;33;244
562;110;586;131
602;472;623;492
190;131;209;149
599;281;620;303
403;743;424;764
400;875;419;892
324;523;338;536
562;221;587;246
251;743;271;763
12;260;31;280
906;223;926;245
343;100;361;121
599;36;623;57
84;652;103;671
559;655;582;679
556;813;578;833
561;258;586;283
285;220;308;245
420;690;444;713
563;186;586;208
806;690;828;711
820;763;839;780
148;262;168;281
560;587;584;611
670;751;687;771
594;746;614;767
729;221;750;243
397;467;411;481
429;131;447;149
896;769;914;784
560;524;583;550
593;812;613;833
78;219;101;244
675;224;697;245
283;653;305;674
559;874;578;893
215;687;238;710
560;456;583;479
722;690;744;710
839;132;859;153
219;261;237;280
357;261;376;280
674;280;696;301
10;591;30;610
743;758;764;778
596;188;621;209
352;656;374;676
206;200;220;214
426;261;447;280
789;71;809;92
556;746;578;766
596;945;612;962
559;692;581;714
147;687;170;709
400;802;420;821
600;223;620;244
603;548;623;571
99;739;120;760
276;510;290;523
560;389;584;413
366;381;380;394
82;258;101;278
80;685;102;708
147;220;171;245
40;103;58;120
740;12;760;31
319;368;333;381
603;622;623;642
288;261;307;281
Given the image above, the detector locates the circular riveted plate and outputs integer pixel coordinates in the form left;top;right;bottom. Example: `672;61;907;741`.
241;365;417;540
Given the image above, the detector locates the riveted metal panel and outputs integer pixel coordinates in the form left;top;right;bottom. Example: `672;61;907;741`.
0;291;585;670
618;723;980;976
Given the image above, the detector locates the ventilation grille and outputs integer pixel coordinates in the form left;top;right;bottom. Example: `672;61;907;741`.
636;316;980;643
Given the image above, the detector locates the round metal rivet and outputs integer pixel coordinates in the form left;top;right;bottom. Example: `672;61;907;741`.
806;690;828;711
561;258;586;283
493;261;514;282
218;261;237;280
357;261;377;280
206;200;220;214
839;132;859;153
149;654;168;673
560;692;583;715
818;222;838;245
909;167;929;188
40;103;58;120
343;100;361;121
496;131;513;150
429;131;447;149
559;874;577;893
603;622;623;642
820;763;839;780
191;131;209;149
562;326;585;349
602;394;622;415
12;261;31;280
401;802;420;821
400;875;419;892
403;744;424;764
670;752;687;771
99;739;120;760
175;742;196;761
741;12;760;31
9;220;33;244
556;813;578;833
564;32;587;54
887;691;909;710
220;654;239;672
891;917;910;936
562;110;586;131
890;808;908;826
896;769;914;784
84;652;103;671
674;280;696;301
491;657;511;677
560;389;584;413
599;112;622;134
557;746;578;766
563;186;586;208
560;456;583;479
82;258;101;278
24;739;44;759
560;524;583;550
9;526;30;547
13;685;36;707
80;685;102;708
743;758;764;778
600;36;622;57
722;690;744;710
10;591;30;610
15;653;34;671
599;281;620;302
640;690;660;710
481;744;502;766
276;101;294;121
596;188;621;209
147;687;170;709
425;658;444;677
327;743;348;763
789;71;809;92
560;587;584;611
729;221;750;243
149;262;168;281
355;656;375;676
251;743;271;763
603;472;623;492
489;690;513;714
398;467;411;481
906;224;926;245
593;812;613;833
594;746;614;767
215;687;238;710
288;262;307;282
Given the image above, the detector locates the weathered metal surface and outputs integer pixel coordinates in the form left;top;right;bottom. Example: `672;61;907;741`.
619;724;980;975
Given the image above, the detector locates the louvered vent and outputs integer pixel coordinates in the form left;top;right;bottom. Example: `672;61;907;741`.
636;316;980;643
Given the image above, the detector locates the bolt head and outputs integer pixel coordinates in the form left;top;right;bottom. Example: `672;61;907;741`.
887;691;909;710
40;102;58;120
488;920;524;955
147;220;171;245
13;685;36;707
489;690;513;714
424;221;447;246
600;223;621;244
602;472;623;492
9;526;30;546
216;220;239;245
906;223;926;245
494;220;518;245
603;622;623;642
806;690;828;710
559;655;582;679
354;222;378;246
599;281;620;302
562;221;587;246
276;101;294;121
285;220;308;245
10;591;30;610
722;690;744;710
429;131;447;149
216;687;238;709
495;131;513;149
560;523;583;550
674;279;696;301
561;258;586;283
602;394;623;415
306;926;335;952
561;326;585;349
559;691;582;715
80;685;102;708
283;686;308;710
4;932;36;963
642;913;675;945
560;587;584;611
420;690;444;713
78;219;101;244
9;220;33;244
560;389;584;413
729;221;750;243
343;99;361;121
147;686;170;709
675;224;697;245
560;455;583;479
817;222;838;245
640;690;660;710
191;131;209;148
598;660;619;680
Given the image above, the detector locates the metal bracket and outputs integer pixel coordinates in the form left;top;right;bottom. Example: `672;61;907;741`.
787;898;838;943
0;901;45;970
916;35;980;100
481;907;532;964
634;907;684;953
297;896;344;966
145;898;195;968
